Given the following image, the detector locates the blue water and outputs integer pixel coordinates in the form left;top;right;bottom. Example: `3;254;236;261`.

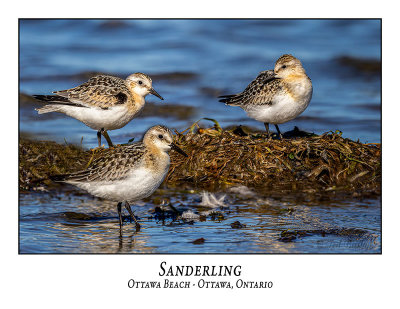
20;19;381;146
19;189;380;254
19;19;381;254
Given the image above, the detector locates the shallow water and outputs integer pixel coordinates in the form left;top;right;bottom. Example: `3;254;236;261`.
20;19;381;145
19;19;381;254
19;187;380;253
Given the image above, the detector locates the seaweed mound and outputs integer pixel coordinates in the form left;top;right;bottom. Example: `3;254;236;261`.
168;124;381;194
19;139;90;190
19;123;381;195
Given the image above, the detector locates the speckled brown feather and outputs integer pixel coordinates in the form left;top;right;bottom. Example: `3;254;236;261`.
275;54;296;65
57;143;148;183
219;70;283;106
54;75;131;109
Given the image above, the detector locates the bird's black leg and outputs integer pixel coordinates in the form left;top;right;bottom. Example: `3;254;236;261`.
125;201;141;231
117;202;123;230
101;129;114;148
97;130;102;147
264;122;270;138
274;124;283;139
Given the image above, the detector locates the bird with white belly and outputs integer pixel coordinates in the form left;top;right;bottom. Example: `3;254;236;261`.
49;125;187;231
34;73;164;147
219;54;313;138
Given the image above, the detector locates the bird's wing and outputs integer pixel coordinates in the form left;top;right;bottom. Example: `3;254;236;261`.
219;70;282;106
50;75;130;109
51;143;147;183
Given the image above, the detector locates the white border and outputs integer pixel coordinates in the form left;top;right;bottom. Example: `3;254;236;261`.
4;1;399;307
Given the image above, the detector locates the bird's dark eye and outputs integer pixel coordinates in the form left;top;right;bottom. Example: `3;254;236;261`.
281;65;287;69
158;134;163;139
138;80;143;85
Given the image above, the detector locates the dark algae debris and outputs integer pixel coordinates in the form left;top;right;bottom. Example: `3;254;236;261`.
278;227;377;244
20;121;381;196
19;139;91;190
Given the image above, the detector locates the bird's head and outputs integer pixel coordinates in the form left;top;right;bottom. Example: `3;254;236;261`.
273;54;306;79
126;73;164;100
143;125;187;157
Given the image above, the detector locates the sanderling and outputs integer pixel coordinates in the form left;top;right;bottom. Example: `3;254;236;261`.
219;54;313;138
50;125;187;231
34;73;164;147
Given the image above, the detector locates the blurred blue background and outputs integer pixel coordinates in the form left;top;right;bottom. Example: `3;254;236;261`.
19;19;381;146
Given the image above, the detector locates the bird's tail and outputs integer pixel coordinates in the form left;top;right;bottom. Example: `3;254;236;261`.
35;104;64;114
33;95;72;114
33;94;70;103
49;174;70;182
218;94;244;106
27;173;69;185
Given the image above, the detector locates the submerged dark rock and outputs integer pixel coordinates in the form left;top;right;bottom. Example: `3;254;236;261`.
192;237;205;244
230;221;246;229
336;56;381;75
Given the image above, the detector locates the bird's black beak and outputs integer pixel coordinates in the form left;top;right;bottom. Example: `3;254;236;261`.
149;87;164;100
170;143;188;157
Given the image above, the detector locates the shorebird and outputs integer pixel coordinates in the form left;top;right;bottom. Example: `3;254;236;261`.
219;54;313;138
50;125;187;231
34;73;164;147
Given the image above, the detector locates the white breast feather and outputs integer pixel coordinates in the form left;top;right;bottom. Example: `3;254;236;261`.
244;82;312;124
57;105;139;131
70;165;169;203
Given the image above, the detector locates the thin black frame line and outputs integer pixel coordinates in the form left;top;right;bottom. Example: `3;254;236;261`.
18;18;382;255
